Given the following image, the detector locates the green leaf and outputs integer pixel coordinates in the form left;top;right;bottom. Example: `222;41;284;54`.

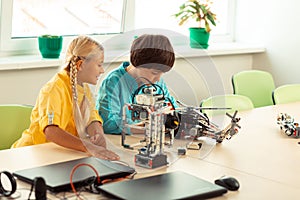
174;0;217;29
207;14;216;26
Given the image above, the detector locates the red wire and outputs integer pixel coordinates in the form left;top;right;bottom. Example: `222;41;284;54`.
69;163;101;199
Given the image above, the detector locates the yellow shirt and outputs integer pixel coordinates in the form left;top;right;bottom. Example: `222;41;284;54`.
12;70;102;147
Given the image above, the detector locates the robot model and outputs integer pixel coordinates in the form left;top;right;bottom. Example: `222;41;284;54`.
277;113;300;138
122;85;241;169
175;103;241;144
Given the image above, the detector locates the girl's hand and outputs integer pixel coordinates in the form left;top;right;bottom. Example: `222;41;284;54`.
87;144;120;160
85;121;119;160
86;121;106;147
90;133;106;147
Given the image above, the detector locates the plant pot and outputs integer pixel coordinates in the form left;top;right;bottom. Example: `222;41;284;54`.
38;35;63;58
189;28;210;49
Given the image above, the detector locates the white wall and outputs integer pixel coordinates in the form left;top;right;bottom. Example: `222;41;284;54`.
0;66;60;106
235;0;300;86
163;55;253;106
0;53;254;106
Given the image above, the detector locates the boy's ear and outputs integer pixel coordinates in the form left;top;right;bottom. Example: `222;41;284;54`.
76;60;83;70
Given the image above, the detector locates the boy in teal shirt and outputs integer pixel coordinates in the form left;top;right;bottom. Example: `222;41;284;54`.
96;34;177;134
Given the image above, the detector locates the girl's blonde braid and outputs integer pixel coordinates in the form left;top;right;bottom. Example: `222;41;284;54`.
69;55;90;138
70;55;79;102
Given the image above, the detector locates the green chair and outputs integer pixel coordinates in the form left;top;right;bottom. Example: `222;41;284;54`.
272;84;300;105
200;94;254;117
232;70;275;108
0;104;33;150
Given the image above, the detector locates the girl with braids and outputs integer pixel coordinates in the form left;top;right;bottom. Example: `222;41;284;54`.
12;35;119;160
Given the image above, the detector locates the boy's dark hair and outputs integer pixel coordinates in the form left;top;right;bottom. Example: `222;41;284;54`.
130;34;175;72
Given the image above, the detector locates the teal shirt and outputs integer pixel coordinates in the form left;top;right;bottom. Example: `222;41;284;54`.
96;62;177;134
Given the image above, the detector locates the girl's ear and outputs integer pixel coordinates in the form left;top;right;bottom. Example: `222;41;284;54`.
76;60;83;70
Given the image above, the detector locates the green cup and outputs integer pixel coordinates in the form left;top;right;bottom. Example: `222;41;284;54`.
38;35;63;58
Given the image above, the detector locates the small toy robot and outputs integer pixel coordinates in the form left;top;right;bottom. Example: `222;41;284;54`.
277;113;300;138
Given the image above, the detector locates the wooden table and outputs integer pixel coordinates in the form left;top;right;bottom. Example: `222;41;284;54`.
1;102;300;199
204;102;300;189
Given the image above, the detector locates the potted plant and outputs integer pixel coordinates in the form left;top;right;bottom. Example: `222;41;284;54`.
38;35;63;58
174;0;217;49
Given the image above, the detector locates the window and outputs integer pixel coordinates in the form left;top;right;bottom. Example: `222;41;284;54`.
135;0;233;38
0;0;127;54
11;0;125;37
0;0;235;55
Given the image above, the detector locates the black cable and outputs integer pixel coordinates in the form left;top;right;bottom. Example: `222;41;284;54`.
131;84;150;103
130;76;154;103
131;76;175;110
27;182;34;200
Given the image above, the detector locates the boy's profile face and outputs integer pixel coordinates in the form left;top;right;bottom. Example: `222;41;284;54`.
136;67;164;84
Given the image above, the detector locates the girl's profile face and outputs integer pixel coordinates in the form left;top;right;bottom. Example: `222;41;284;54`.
136;67;164;84
77;53;104;85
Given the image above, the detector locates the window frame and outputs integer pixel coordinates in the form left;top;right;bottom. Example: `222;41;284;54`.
0;0;235;55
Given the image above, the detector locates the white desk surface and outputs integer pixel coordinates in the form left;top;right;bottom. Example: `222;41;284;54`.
204;102;300;189
1;102;300;199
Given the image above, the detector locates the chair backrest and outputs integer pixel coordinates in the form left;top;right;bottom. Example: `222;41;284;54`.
200;94;254;117
272;84;300;105
0;104;33;150
232;70;275;108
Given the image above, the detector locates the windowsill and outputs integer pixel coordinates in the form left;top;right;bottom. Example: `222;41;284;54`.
0;42;265;71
